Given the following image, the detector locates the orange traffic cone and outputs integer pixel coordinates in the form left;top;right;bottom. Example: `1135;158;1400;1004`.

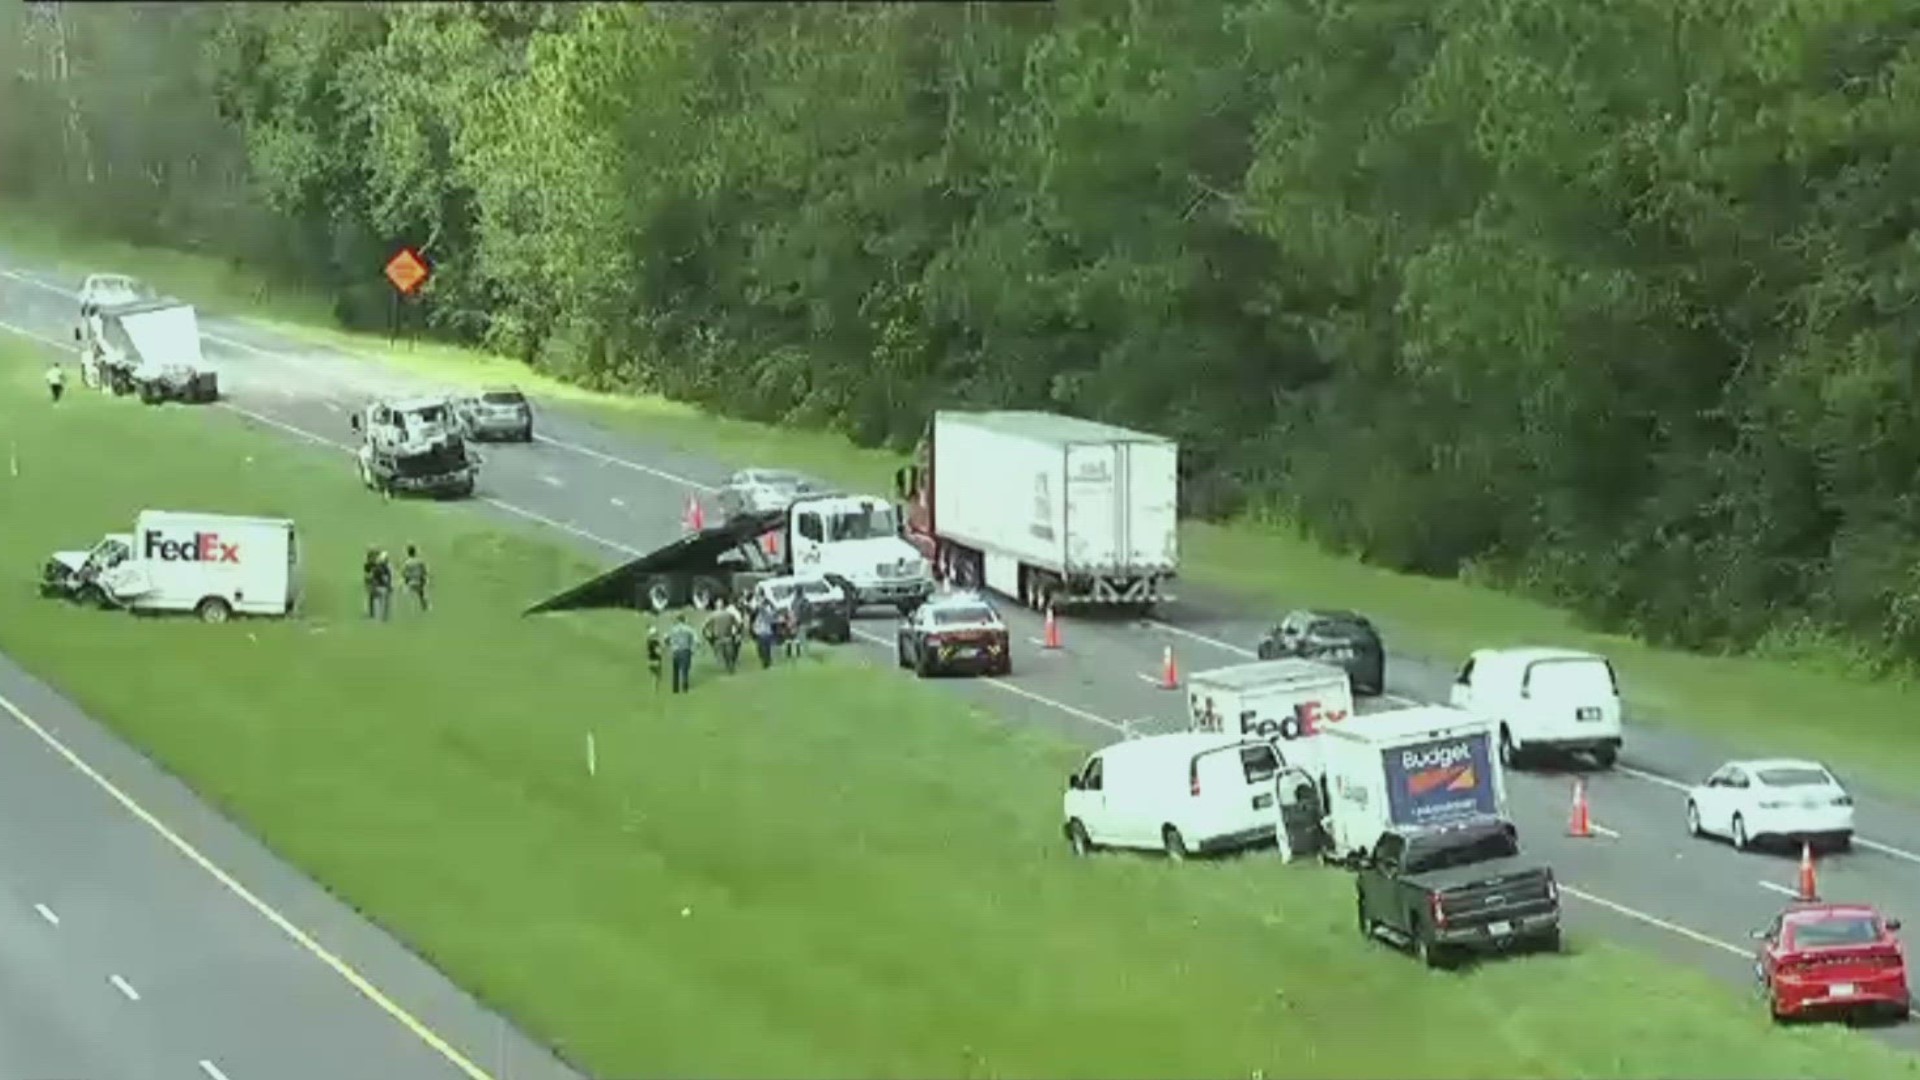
1159;645;1180;689
1042;605;1062;650
684;494;705;532
1567;778;1593;838
1798;842;1819;901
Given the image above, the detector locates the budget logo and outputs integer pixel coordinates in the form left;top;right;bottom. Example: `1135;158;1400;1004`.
1386;733;1497;825
143;530;239;563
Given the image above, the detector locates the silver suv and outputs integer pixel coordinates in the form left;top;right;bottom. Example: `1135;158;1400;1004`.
455;387;534;442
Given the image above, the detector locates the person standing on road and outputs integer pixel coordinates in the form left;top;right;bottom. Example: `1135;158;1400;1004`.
45;360;65;404
751;601;777;670
401;545;430;612
665;613;698;693
703;603;743;674
364;548;393;621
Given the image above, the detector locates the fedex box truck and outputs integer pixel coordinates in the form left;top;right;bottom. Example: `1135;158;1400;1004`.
1187;658;1356;776
1320;705;1504;861
42;511;299;622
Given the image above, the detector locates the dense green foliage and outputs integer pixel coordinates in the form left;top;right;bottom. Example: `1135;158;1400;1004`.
8;0;1920;665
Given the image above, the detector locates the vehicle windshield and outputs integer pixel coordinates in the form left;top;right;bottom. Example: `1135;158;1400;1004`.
481;391;525;406
798;580;835;598
826;506;898;541
1403;828;1519;874
1790;915;1881;949
750;470;805;489
1526;658;1616;698
765;583;796;602
932;606;996;627
1758;767;1833;788
1310;617;1374;641
89;539;129;568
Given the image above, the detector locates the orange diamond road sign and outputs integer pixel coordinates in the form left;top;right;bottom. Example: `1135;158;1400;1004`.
383;247;431;296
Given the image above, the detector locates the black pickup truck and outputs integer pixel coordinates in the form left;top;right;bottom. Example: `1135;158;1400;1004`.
1355;816;1562;968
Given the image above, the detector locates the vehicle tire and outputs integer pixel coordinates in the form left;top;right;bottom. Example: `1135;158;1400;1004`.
452;478;475;499
1066;820;1095;857
994;657;1013;677
1686;800;1703;838
1356;897;1373;940
1415;924;1451;970
195;597;232;624
896;638;911;668
642;577;674;614
520;426;535;443
1257;639;1280;661
1769;993;1792;1025
1592;745;1619;770
1162;825;1189;862
75;583;108;609
915;647;935;678
1731;813;1750;851
895;599;920;617
1499;726;1523;770
1830;832;1853;854
689;576;726;611
1533;928;1563;955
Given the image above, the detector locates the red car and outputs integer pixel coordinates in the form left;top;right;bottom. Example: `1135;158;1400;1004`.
1755;903;1910;1023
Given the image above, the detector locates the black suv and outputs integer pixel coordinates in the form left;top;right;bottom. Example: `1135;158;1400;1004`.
1354;817;1561;968
1257;609;1386;695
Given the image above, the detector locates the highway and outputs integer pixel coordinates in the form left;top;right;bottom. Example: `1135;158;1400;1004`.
3;254;1920;1056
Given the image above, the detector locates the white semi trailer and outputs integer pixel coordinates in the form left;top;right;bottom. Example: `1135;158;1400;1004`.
896;410;1179;611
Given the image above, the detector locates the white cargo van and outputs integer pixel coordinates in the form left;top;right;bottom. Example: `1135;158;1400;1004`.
1320;705;1503;861
1447;647;1623;769
1187;658;1355;776
42;511;299;622
1062;731;1311;860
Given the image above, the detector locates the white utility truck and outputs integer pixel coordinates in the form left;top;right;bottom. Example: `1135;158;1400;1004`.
1319;705;1505;863
896;410;1179;610
1187;658;1357;777
75;297;218;403
349;396;480;498
40;511;299;622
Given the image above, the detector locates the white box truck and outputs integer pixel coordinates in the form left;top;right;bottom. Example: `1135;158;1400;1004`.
1320;705;1505;862
1187;658;1356;777
40;511;299;623
895;410;1179;610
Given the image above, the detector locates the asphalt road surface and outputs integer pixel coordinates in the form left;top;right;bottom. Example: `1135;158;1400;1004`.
4;256;1920;1055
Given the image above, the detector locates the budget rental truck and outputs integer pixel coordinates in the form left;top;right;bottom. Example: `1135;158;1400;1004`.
1320;705;1506;863
895;410;1179;611
1187;658;1357;776
40;511;300;622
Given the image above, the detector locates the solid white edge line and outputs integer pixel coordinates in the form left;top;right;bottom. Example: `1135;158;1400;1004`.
108;973;141;1002
0;283;1875;1002
34;902;59;926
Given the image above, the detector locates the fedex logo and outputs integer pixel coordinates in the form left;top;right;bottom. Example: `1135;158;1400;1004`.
143;530;239;563
1245;699;1352;740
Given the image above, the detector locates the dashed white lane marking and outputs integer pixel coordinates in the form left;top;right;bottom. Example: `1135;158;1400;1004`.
0;294;1868;988
1758;880;1801;899
540;475;564;488
1591;823;1623;838
198;1058;232;1080
1561;885;1748;958
609;497;626;508
34;902;59;926
321;400;342;414
109;974;141;1002
1135;673;1165;688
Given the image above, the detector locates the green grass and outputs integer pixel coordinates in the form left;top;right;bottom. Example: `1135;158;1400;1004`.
7;204;1920;796
1;337;1917;1077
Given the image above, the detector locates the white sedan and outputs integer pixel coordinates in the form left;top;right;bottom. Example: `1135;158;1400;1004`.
1686;759;1854;852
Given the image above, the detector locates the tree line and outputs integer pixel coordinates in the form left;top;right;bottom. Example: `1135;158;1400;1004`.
6;0;1920;669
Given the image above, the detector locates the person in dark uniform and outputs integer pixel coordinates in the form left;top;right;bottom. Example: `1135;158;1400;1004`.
401;545;430;612
646;627;664;689
364;548;393;621
703;603;743;674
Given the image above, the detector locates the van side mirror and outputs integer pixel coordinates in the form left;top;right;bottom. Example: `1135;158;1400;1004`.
893;467;909;499
1889;918;1903;931
1067;773;1083;790
71;326;81;342
349;414;362;432
1749;929;1768;940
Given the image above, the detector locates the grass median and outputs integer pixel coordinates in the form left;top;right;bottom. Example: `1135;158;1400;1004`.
1;339;1916;1077
5;206;1917;794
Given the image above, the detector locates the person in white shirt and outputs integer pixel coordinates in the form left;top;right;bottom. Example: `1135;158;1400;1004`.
45;361;65;403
